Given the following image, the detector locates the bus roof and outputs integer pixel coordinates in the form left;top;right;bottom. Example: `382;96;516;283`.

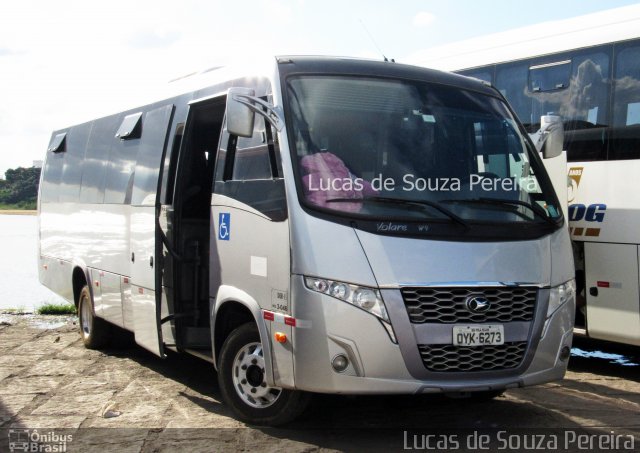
60;55;497;129
408;4;640;71
274;55;497;96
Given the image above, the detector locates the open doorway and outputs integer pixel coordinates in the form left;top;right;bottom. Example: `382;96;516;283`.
170;97;226;351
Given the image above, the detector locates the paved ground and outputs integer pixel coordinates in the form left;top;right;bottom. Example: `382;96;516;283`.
0;314;638;452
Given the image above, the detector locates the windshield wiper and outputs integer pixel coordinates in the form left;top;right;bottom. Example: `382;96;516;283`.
326;196;468;228
440;197;558;226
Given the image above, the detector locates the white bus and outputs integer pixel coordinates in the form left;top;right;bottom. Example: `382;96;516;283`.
38;56;575;425
413;5;640;347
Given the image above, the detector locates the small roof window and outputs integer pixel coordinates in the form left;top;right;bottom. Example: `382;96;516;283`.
529;60;571;92
47;132;67;153
115;112;143;139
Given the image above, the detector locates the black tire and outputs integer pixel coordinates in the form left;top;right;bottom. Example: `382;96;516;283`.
218;323;310;426
78;284;110;349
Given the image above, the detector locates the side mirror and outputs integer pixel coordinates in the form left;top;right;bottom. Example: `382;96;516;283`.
226;87;255;138
535;115;564;159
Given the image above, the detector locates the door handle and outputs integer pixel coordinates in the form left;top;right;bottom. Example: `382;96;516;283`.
150;256;154;268
589;287;598;297
131;252;135;263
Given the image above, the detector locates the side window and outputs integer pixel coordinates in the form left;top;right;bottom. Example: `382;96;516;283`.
41;132;67;203
130;104;174;206
58;125;90;202
495;62;533;130
611;42;640;160
232;116;273;180
103;113;138;204
216;115;280;182
529;60;571;92
81;117;118;204
214;111;286;221
527;56;573;133
564;49;611;162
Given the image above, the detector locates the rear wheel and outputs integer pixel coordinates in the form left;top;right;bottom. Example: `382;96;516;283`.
218;323;310;426
78;284;110;349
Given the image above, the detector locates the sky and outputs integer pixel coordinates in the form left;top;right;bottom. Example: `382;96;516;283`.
1;0;639;178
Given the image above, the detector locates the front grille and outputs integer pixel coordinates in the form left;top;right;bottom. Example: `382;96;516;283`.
418;342;527;372
402;287;537;324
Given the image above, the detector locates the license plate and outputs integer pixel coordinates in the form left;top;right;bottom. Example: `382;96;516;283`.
452;325;504;347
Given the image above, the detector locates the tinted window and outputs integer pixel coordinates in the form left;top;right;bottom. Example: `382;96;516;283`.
529;60;571;92
563;50;611;162
40;133;66;202
103;117;138;204
528;54;572;131
214;112;286;221
81;117;118;203
610;42;640;160
233;116;272;180
495;62;533;129
216;116;276;182
58;124;90;202
131;104;174;206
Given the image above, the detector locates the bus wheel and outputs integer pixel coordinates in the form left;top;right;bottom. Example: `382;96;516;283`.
78;285;110;349
218;323;310;426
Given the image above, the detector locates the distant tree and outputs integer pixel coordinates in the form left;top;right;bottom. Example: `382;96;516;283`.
0;166;41;206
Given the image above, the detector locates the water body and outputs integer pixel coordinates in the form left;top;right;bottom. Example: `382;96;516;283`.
0;214;65;311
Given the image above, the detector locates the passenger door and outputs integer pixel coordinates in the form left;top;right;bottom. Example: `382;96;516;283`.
130;104;174;356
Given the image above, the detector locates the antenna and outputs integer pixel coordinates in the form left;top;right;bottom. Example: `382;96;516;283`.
359;19;394;62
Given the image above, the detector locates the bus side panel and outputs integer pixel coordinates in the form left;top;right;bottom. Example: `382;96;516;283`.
38;254;74;304
584;242;640;345
100;270;125;328
39;203;131;302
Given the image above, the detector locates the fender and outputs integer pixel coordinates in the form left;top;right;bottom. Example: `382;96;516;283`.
211;285;276;387
71;258;95;304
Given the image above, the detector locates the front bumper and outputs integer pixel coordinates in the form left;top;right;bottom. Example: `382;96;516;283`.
288;276;574;394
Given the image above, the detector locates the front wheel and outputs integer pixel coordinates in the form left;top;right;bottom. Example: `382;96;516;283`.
78;284;110;349
218;323;310;425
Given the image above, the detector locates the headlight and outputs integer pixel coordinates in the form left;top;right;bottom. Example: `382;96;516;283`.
304;276;389;322
547;279;576;318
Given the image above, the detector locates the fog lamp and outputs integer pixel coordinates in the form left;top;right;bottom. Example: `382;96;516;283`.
331;354;349;372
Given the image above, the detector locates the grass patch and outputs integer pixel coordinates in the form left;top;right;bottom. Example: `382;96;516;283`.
0;201;37;210
36;303;77;315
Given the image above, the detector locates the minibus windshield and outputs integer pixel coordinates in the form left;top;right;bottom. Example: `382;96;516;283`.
285;75;562;228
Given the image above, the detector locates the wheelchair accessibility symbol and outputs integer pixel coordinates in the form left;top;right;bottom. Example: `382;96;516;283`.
218;213;230;240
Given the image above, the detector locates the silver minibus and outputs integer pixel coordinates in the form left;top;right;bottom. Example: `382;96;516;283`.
38;56;575;425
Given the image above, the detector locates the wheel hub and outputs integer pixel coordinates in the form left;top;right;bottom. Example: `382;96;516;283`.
232;342;282;408
80;296;91;336
246;365;264;387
